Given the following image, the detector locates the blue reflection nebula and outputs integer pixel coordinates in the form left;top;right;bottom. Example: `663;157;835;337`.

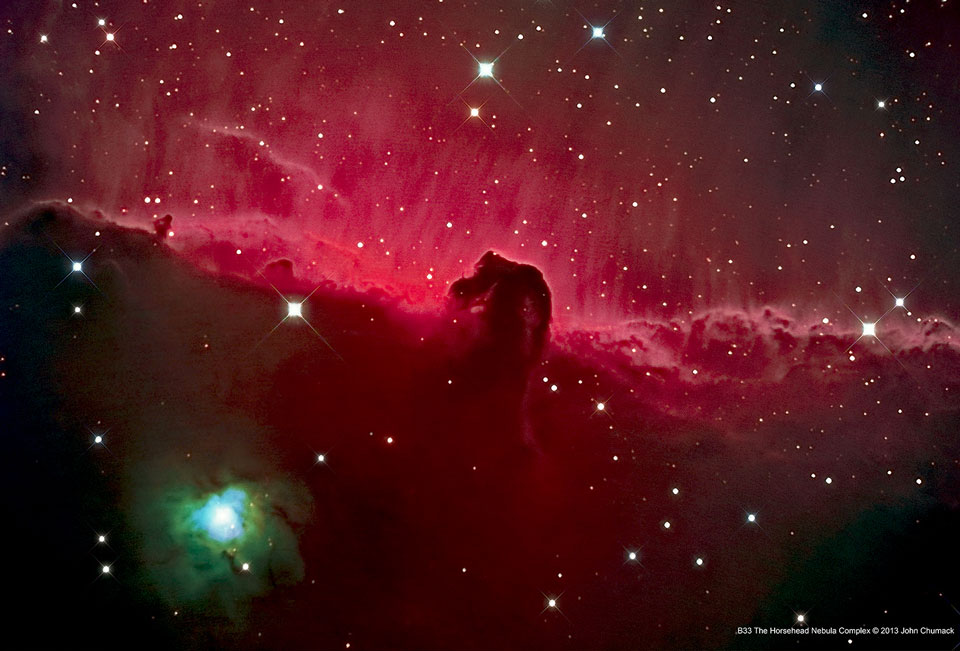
191;488;247;542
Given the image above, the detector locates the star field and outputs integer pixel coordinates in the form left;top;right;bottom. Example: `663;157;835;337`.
2;1;960;649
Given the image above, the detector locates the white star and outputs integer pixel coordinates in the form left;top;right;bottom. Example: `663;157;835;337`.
592;26;605;39
317;454;326;463
72;261;83;272
478;62;494;78
213;506;236;527
97;535;106;543
469;107;479;117
547;598;557;608
747;513;757;523
628;551;637;561
895;297;904;308
287;301;303;318
106;32;115;42
102;565;111;574
862;322;876;337
814;82;823;92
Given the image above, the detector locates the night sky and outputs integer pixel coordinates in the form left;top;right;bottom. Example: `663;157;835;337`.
2;1;960;649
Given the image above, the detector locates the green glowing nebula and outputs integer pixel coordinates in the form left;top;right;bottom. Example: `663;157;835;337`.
169;483;268;575
134;477;307;610
191;487;248;542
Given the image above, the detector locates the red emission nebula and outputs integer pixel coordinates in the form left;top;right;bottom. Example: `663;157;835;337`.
2;1;960;650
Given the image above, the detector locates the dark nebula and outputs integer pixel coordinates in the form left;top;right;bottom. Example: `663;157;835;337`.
2;203;959;649
2;1;960;649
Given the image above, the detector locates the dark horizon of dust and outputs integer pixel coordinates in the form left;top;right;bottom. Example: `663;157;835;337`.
0;203;958;649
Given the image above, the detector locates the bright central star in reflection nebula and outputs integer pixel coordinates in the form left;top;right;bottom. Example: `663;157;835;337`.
192;488;246;542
